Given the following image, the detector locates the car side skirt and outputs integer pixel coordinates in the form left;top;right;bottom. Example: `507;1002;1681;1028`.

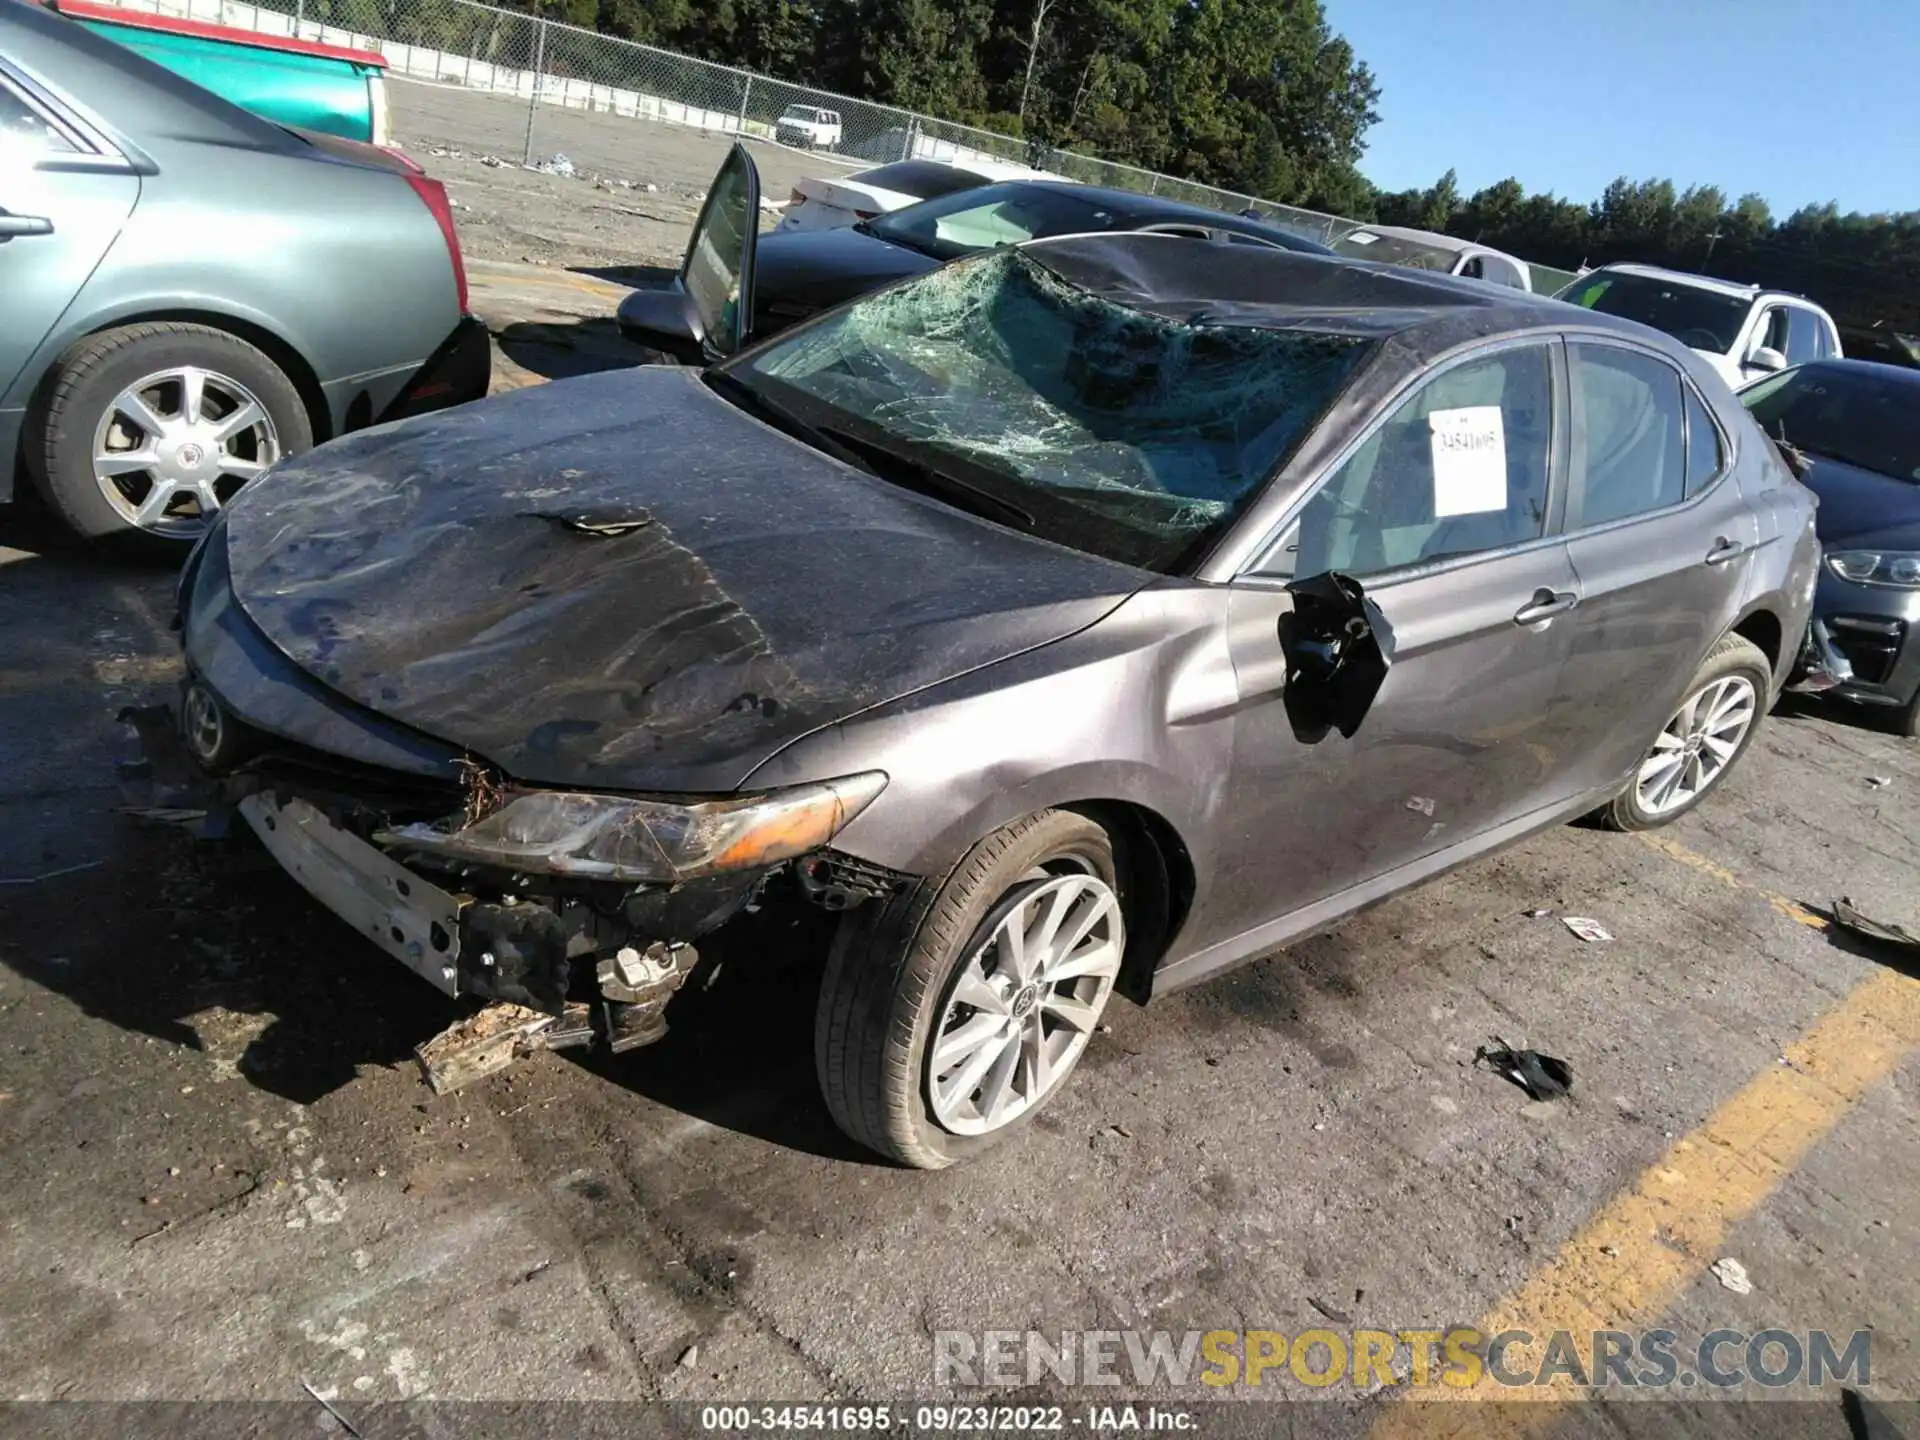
1150;778;1624;998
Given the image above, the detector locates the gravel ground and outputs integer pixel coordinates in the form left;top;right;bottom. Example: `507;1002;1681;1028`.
393;78;855;271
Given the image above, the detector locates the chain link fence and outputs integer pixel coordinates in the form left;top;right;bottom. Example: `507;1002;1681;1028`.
136;0;1580;291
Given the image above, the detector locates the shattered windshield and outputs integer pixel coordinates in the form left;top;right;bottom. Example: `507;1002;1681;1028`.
722;248;1371;571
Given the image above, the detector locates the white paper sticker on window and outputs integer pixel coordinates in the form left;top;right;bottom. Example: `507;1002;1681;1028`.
1429;405;1507;517
1345;231;1378;245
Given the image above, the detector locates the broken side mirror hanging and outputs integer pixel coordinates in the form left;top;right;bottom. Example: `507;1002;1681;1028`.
1277;571;1390;741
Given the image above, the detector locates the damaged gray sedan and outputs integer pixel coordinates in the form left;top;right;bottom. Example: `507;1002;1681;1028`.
153;154;1818;1166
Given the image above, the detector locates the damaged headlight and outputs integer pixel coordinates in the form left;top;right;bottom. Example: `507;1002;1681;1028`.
378;772;888;883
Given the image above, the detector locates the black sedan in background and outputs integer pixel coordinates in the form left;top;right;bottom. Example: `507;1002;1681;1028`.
617;148;1334;363
1742;360;1920;736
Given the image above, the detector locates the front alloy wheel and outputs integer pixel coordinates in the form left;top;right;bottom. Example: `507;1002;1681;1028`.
815;809;1126;1168
927;872;1123;1136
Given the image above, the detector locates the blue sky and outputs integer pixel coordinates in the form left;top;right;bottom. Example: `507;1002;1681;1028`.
1325;0;1920;217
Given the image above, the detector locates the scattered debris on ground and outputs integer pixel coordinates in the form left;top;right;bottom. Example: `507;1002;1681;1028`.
414;1001;592;1094
1865;776;1891;790
1711;1256;1754;1295
1562;916;1613;943
1830;897;1920;960
1474;1038;1573;1102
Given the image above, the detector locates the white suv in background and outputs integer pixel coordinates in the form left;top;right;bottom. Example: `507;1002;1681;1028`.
774;104;842;150
1557;263;1842;390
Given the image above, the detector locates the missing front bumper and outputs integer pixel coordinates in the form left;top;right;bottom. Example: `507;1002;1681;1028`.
239;792;465;996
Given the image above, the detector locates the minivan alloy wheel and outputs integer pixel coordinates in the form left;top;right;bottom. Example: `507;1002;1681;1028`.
92;365;280;538
927;870;1123;1136
1635;674;1758;817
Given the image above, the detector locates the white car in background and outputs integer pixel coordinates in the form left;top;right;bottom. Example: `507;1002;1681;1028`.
1330;224;1535;290
1556;263;1844;391
776;156;1074;234
774;104;842;150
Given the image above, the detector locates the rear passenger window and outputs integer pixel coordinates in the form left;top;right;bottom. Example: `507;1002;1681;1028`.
1684;386;1725;496
1570;344;1686;526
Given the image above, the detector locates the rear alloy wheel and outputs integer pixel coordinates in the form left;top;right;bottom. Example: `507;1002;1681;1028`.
29;323;312;546
1596;633;1772;830
815;810;1125;1168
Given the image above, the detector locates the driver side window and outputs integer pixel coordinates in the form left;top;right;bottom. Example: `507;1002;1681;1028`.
1278;344;1554;578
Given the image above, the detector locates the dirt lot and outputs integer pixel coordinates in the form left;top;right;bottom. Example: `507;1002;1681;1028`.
394;77;859;271
0;81;1916;1439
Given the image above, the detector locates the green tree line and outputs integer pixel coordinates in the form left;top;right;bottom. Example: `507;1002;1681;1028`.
1369;170;1920;344
306;0;1913;342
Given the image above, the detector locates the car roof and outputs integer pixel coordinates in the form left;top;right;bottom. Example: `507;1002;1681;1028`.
1595;261;1804;301
1342;223;1481;255
995;179;1332;252
1021;231;1645;347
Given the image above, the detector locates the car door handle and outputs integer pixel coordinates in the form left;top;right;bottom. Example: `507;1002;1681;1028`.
1514;589;1579;625
0;213;54;239
1705;536;1746;565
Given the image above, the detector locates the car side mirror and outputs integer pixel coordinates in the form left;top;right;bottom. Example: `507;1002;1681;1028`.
1276;571;1392;741
1746;346;1787;374
614;284;710;368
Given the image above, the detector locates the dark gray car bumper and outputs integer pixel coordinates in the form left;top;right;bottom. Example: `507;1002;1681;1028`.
1813;570;1920;708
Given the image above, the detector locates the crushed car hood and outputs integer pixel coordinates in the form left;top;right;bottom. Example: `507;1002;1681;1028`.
221;366;1146;792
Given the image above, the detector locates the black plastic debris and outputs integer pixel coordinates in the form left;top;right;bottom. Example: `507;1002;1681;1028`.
1474;1036;1573;1102
1832;898;1920;959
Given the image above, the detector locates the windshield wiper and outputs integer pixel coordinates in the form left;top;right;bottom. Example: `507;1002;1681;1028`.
702;370;878;474
816;425;1036;531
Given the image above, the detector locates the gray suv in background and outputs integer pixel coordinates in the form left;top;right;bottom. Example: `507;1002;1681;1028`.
0;0;487;546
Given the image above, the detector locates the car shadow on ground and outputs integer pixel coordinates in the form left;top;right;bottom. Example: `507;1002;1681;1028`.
1772;690;1913;739
570;263;675;289
3;803;869;1158
578;897;879;1163
495;316;646;384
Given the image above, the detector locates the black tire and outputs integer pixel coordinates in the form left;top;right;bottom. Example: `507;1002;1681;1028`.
1594;632;1773;831
1895;688;1920;741
26;323;312;546
815;810;1120;1169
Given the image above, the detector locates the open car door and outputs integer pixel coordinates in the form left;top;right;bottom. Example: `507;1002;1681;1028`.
615;143;760;366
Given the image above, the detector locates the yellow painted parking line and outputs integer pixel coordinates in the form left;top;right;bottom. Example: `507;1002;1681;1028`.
1369;853;1918;1438
1635;830;1830;929
466;262;629;299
